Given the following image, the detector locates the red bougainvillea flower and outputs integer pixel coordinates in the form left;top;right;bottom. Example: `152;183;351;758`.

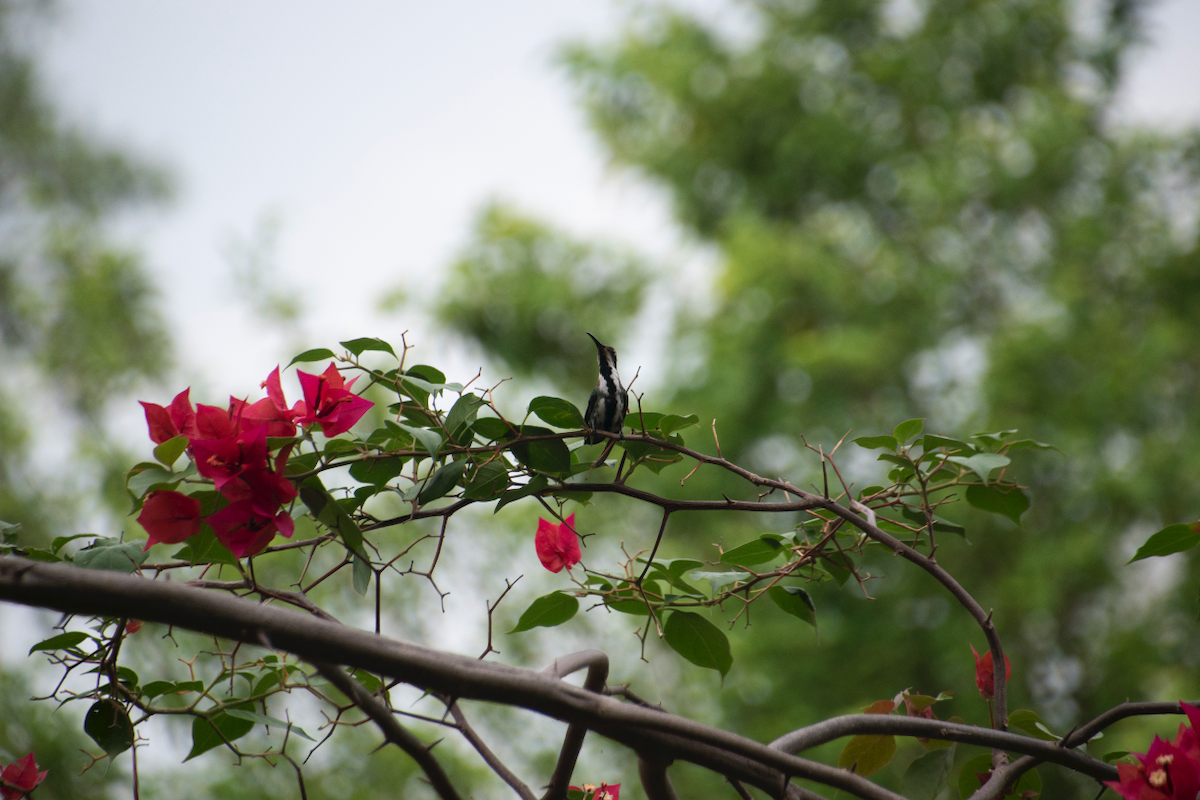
238;366;299;437
1174;703;1200;763
194;401;245;440
535;513;581;573
0;753;48;800
138;490;203;550
1106;736;1200;800
205;500;294;559
971;644;1012;701
569;784;620;800
140;388;198;444
191;424;270;491
293;363;374;437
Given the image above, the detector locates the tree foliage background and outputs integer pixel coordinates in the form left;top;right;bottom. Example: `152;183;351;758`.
434;0;1200;796
2;0;1200;798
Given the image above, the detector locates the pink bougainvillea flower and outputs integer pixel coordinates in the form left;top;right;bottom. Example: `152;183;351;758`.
569;784;620;800
139;388;198;444
971;644;1012;701
194;401;244;440
293;363;374;437
191;424;270;491
205;500;294;559
1172;702;1200;765
221;466;298;517
238;366;299;437
137;490;203;550
0;753;48;800
535;513;581;573
1106;736;1200;800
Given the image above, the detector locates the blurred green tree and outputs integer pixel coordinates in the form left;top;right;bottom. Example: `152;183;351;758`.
0;0;173;542
435;0;1200;795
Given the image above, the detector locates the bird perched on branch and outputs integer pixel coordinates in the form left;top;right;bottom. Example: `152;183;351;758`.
584;332;628;461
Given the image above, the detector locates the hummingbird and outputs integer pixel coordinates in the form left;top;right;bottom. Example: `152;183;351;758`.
584;332;628;449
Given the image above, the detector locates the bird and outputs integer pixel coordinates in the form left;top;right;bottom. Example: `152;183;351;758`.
584;332;628;450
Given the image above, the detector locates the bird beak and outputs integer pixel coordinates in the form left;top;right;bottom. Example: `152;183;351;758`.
586;332;604;349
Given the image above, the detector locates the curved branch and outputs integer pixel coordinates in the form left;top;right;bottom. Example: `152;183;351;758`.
769;715;1115;781
542;651;610;800
637;756;680;800
312;660;463;800
1064;701;1196;748
0;557;901;800
445;700;537;800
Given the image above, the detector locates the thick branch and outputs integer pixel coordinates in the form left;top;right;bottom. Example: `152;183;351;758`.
0;557;899;800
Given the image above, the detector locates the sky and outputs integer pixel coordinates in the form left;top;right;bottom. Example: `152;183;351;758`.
34;0;1200;410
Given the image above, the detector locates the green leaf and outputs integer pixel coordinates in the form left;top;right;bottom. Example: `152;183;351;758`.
768;586;817;630
284;451;321;476
958;753;1041;798
720;537;784;567
528;396;585;429
664;611;732;677
1129;523;1200;563
471;417;514;440
286;348;335;367
946;453;1010;483
153;435;190;469
1004;438;1056;452
494;475;548;513
398;423;443;458
464;460;509;501
352;550;372;596
689;570;745;593
85;699;134;757
921;435;975;454
340;337;396;358
854;435;898;451
965;483;1029;526
349;456;407;486
838;734;896;777
74;539;148;573
418;459;467;504
30;631;90;654
509;592;579;633
624;411;664;432
223;708;315;742
902;746;954;800
511;426;571;474
51;534;94;554
1008;709;1059;741
126;466;178;498
658;413;700;436
299;477;363;554
446;394;486;441
893;418;924;445
323;438;361;456
186;703;256;760
171;528;238;566
971;429;1018;444
141;679;203;700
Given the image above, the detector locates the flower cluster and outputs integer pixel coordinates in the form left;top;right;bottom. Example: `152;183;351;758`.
137;364;373;558
0;753;47;800
1106;703;1200;800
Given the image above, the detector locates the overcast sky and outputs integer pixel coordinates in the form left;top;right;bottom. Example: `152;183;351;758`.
36;0;1200;407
